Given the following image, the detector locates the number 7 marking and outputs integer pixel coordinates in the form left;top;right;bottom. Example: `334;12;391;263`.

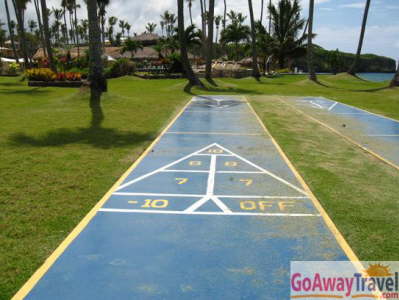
240;179;253;186
176;178;188;184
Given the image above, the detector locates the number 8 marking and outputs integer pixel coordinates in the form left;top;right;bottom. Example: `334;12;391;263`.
225;161;238;167
240;179;253;186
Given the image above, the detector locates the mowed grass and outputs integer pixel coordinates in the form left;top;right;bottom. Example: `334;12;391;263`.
0;76;190;299
0;74;398;299
250;96;399;260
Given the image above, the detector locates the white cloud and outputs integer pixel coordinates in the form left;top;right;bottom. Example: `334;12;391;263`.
339;2;365;9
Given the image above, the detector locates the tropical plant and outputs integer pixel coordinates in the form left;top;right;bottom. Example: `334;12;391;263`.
268;0;307;68
25;68;56;81
106;58;135;78
108;16;118;43
11;0;31;67
125;23;131;37
348;0;371;75
121;38;143;59
28;20;37;32
160;10;177;37
119;20;126;37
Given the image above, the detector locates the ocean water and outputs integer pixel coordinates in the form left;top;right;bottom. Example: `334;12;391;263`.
357;73;395;82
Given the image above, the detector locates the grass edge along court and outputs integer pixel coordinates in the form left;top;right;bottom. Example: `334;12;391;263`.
13;95;359;299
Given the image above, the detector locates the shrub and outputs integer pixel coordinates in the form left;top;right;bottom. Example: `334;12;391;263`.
25;68;56;81
8;62;20;75
55;72;82;81
105;58;135;78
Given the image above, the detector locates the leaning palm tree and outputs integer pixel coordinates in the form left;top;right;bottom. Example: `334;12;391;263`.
390;61;399;87
260;0;264;24
223;0;227;30
4;0;18;62
248;0;260;79
177;0;203;88
86;0;107;128
205;0;215;84
348;0;371;75
307;0;317;81
32;0;46;51
61;0;69;43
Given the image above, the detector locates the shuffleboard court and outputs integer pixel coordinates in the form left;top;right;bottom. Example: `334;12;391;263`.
283;96;399;169
16;95;355;300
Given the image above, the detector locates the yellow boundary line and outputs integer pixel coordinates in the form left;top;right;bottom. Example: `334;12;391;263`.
280;97;399;172
12;99;192;300
245;98;362;267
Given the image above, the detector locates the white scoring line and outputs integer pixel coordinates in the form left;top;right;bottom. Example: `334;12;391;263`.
112;192;308;199
166;132;263;136
328;102;338;111
99;208;320;217
366;134;399;137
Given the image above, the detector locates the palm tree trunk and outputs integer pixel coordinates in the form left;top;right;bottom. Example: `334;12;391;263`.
40;0;56;71
33;0;47;56
260;0;264;24
205;0;215;84
307;0;317;81
63;7;68;44
248;0;260;79
74;5;80;57
4;0;19;63
189;2;193;26
177;0;204;88
390;61;399;87
348;0;371;75
223;0;227;30
87;0;106;127
199;0;206;60
11;0;30;68
268;0;272;34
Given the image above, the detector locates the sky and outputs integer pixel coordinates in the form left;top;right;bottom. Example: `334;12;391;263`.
1;0;398;60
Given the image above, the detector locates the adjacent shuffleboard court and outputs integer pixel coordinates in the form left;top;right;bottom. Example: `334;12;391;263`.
285;96;399;169
16;96;355;300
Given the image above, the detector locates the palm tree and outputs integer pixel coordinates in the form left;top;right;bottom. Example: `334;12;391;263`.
260;0;264;24
248;0;260;79
390;61;399;87
11;0;30;67
108;16;117;42
223;0;227;30
121;38;143;59
307;0;317;81
87;0;106;128
186;0;194;26
205;0;215;84
4;0;18;62
125;23;131;37
220;15;250;61
269;0;307;68
215;15;222;43
61;0;69;43
98;0;110;44
177;0;203;88
146;22;157;34
348;0;371;75
40;0;55;71
32;0;46;51
52;8;63;44
119;20;126;37
28;20;37;33
268;0;272;33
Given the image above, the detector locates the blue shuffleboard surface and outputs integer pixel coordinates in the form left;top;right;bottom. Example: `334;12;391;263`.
20;96;350;300
290;96;399;168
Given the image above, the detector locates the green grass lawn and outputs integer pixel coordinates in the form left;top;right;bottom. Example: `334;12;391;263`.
0;74;398;299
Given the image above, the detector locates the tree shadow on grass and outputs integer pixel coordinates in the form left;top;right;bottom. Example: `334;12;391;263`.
0;87;51;96
9;127;154;149
183;83;263;95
